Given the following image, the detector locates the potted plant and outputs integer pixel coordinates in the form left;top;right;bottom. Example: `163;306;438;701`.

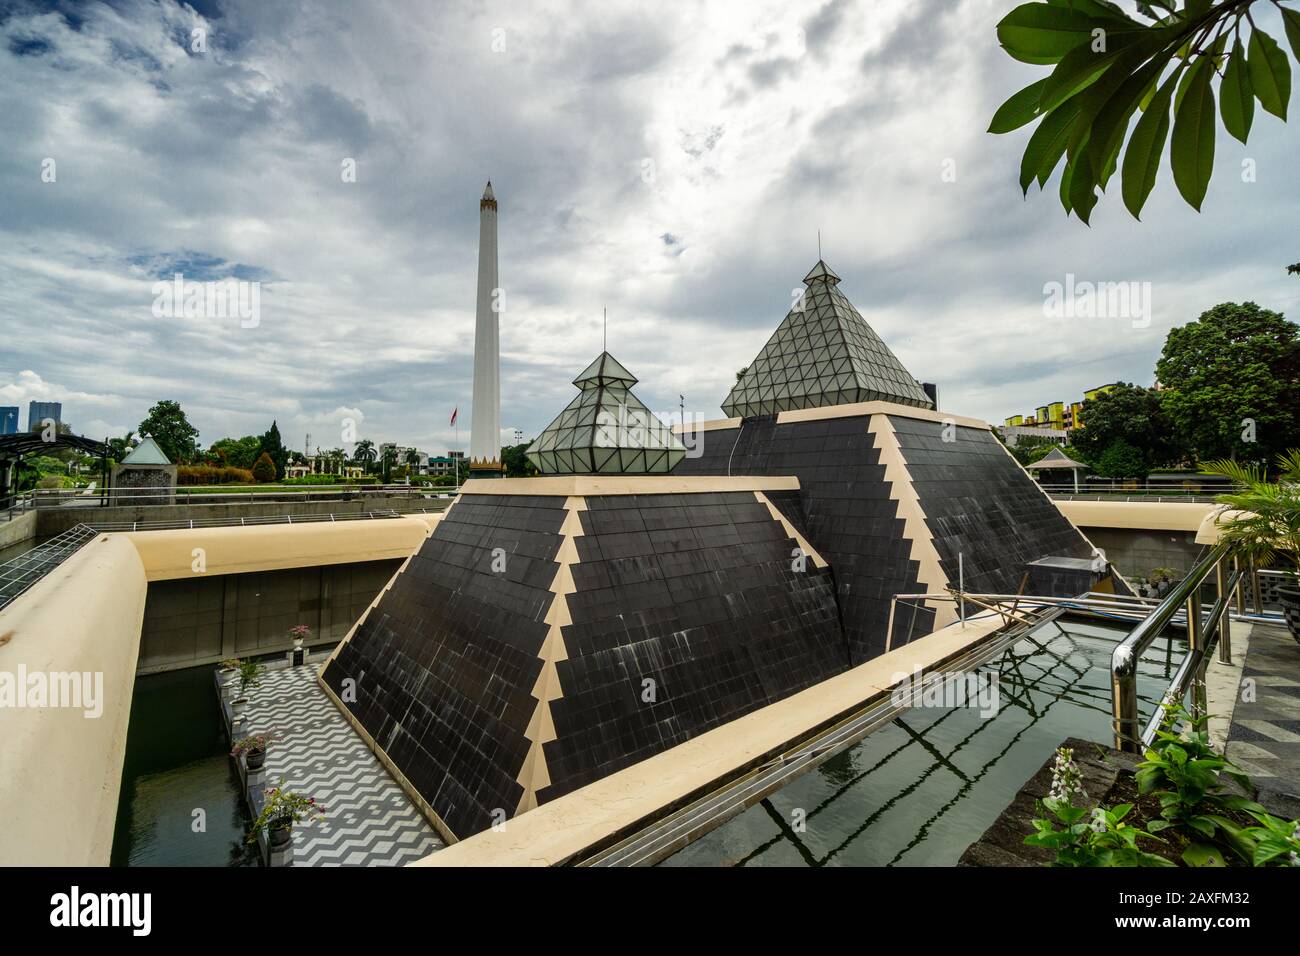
237;658;264;694
230;731;278;771
231;696;249;718
249;785;326;850
288;624;311;650
1203;450;1300;643
217;658;241;700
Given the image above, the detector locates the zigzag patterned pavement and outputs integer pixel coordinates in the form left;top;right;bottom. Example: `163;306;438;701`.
245;665;445;866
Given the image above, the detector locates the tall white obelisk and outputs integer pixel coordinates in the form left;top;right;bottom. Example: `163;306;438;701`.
469;181;503;475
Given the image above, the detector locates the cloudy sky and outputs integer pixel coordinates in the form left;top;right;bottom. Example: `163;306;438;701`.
2;0;1297;455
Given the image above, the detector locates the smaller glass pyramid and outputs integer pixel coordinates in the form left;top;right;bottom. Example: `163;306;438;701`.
526;352;687;474
722;260;935;418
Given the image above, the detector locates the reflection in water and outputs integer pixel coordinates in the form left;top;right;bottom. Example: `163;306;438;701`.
111;667;259;867
663;617;1183;867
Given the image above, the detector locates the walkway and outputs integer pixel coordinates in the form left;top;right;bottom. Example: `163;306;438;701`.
243;663;444;866
1224;622;1300;813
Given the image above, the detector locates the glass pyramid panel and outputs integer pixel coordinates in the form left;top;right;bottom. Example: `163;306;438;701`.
721;260;934;418
527;352;687;474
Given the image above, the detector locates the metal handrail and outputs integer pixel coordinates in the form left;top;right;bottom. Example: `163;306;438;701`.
1110;541;1239;752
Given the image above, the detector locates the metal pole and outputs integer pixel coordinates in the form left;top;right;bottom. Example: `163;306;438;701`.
1216;559;1232;664
1233;554;1245;615
1186;587;1206;720
1250;558;1263;615
1112;667;1139;753
958;551;965;627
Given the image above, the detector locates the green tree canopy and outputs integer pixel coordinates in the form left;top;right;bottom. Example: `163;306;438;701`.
502;442;538;478
1096;438;1149;478
208;436;261;469
258;420;289;480
1155;301;1300;462
991;1;1300;223
138;400;199;464
352;439;376;466
1071;382;1178;469
251;451;277;483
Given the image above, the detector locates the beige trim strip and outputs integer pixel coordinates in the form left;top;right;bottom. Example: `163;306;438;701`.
459;476;800;496
866;415;954;643
670;417;742;434
754;491;828;569
516;496;586;813
777;401;989;430
412;611;1007;867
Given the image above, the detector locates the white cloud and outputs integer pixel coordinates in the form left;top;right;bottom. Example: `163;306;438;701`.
1;0;1296;451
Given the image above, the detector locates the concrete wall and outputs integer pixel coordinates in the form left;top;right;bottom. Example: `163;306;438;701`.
1081;526;1204;581
138;559;402;673
34;494;448;537
0;534;148;866
0;509;37;557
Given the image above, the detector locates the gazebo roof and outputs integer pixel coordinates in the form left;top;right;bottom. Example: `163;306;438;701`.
121;436;172;465
1025;447;1088;471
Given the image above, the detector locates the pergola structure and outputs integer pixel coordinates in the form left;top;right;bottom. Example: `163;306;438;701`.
0;433;111;508
1025;446;1090;492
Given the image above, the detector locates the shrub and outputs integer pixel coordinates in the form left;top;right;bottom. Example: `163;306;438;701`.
178;465;255;485
251;452;277;483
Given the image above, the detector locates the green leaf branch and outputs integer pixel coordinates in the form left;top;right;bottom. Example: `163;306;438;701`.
991;0;1300;223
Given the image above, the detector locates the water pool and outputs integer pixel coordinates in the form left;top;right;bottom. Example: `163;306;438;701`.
110;667;259;867
661;616;1184;867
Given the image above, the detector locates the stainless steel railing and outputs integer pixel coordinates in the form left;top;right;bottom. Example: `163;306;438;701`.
1110;542;1243;752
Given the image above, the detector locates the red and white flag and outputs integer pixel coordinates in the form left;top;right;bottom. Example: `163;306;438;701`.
450;408;458;427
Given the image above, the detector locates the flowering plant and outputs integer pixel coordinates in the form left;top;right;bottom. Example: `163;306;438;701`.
1025;746;1170;867
288;624;311;642
230;732;278;758
249;785;325;842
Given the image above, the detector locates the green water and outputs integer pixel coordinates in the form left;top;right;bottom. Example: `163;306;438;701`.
663;617;1184;867
110;667;259;867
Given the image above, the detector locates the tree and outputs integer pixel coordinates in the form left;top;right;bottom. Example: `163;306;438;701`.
138;400;199;464
258;420;289;480
1156;301;1300;463
1097;438;1149;478
209;436;261;469
1071;382;1179;470
106;431;135;463
501;442;538;477
404;448;421;468
251;451;277;483
990;1;1300;223
352;439;376;468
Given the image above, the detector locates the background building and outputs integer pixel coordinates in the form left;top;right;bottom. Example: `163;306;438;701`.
1004;383;1119;430
27;400;61;431
0;407;17;435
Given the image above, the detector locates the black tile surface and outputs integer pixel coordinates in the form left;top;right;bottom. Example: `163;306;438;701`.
673;415;931;662
321;494;568;838
886;416;1096;607
542;490;845;802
